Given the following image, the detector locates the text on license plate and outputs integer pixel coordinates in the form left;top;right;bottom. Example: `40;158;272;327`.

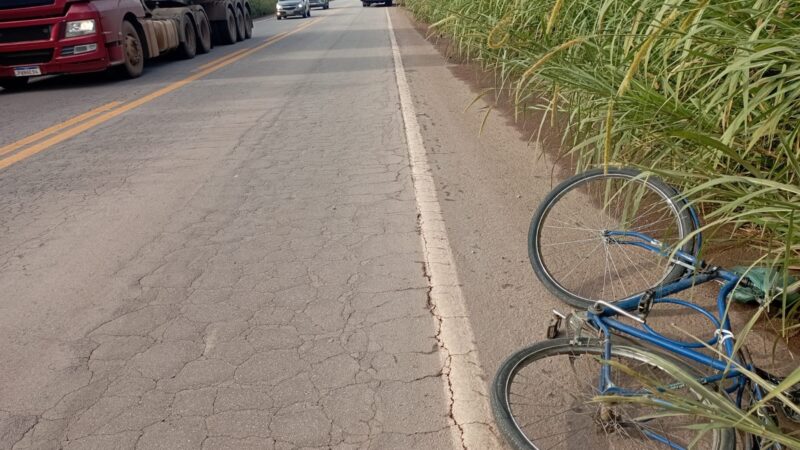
14;66;42;77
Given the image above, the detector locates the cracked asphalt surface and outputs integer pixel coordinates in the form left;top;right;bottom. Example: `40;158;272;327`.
0;3;468;449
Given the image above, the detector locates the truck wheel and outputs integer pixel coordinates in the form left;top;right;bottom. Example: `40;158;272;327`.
196;14;212;54
244;8;253;39
177;19;197;59
0;77;28;92
214;8;237;45
119;21;144;78
235;6;246;42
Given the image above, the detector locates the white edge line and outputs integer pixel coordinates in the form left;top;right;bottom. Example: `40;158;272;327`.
386;8;500;450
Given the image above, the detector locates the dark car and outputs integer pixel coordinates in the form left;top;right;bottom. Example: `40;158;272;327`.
362;0;392;5
276;0;311;19
309;0;330;9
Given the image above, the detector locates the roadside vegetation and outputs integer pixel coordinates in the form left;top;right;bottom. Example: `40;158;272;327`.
404;0;800;444
405;0;799;325
250;0;278;17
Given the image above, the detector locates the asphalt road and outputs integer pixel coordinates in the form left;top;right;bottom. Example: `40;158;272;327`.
0;3;466;449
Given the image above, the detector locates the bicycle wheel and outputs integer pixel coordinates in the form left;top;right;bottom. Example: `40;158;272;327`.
529;168;696;308
492;338;735;450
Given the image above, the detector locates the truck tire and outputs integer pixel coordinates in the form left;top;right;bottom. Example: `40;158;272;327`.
235;6;246;42
0;77;28;91
214;7;237;45
196;14;212;54
177;19;197;59
244;8;253;39
119;21;144;78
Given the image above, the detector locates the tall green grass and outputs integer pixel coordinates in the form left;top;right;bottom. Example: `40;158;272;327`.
406;0;799;320
250;0;278;17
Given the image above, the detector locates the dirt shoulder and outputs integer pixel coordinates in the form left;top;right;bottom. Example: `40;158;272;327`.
390;6;797;382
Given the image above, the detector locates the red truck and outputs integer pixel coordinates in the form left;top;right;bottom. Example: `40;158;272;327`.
0;0;254;90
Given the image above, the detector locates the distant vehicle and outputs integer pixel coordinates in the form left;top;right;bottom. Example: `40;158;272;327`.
276;0;311;19
362;0;392;6
309;0;330;9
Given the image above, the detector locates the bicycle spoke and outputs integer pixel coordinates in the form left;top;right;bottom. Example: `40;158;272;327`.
541;237;605;247
602;241;610;300
606;242;629;298
558;240;605;284
615;242;656;288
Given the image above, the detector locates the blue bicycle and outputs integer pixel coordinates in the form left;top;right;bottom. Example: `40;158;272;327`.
492;168;799;450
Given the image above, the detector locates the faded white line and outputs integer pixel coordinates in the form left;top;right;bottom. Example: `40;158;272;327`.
386;8;500;450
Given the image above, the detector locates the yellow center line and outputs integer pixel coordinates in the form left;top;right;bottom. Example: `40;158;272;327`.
0;18;322;171
0;101;122;157
195;47;252;71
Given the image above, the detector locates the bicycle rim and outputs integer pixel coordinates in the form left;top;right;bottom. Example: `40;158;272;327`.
531;169;693;307
492;339;735;450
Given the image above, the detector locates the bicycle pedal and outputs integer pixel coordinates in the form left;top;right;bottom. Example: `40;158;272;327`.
546;310;564;339
637;290;655;319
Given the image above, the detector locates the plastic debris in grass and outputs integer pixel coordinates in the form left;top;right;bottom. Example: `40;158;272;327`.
730;267;800;306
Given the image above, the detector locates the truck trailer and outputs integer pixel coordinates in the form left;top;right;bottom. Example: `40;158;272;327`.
0;0;254;90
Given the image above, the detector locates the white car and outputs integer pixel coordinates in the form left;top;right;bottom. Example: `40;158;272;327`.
276;0;311;19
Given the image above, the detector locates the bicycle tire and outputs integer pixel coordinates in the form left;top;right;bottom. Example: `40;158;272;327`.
529;168;697;308
492;338;736;450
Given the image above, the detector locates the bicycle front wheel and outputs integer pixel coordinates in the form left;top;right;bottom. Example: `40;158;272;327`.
491;338;735;450
529;168;696;308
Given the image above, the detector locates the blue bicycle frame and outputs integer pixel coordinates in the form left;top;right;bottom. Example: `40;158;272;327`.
581;229;768;449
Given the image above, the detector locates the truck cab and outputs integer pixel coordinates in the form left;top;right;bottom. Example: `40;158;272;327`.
0;0;139;88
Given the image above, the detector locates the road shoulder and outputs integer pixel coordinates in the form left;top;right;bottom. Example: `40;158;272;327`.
389;4;568;400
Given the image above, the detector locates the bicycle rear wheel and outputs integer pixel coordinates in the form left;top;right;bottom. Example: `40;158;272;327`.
491;338;735;450
529;168;696;308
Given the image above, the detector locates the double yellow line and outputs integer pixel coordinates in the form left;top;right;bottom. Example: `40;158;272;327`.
0;18;321;171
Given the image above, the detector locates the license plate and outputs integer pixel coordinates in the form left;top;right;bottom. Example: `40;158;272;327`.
14;66;41;77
